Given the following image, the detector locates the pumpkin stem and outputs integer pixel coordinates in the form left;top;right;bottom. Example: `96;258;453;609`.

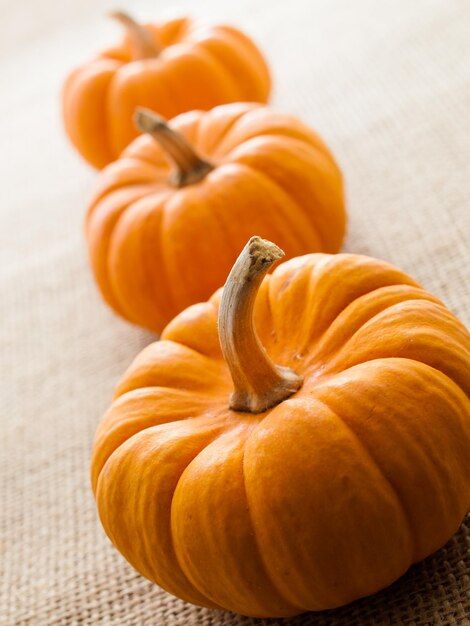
110;11;161;59
134;108;215;187
219;237;303;414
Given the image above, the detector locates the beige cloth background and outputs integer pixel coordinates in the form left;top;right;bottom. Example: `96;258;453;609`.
1;0;470;624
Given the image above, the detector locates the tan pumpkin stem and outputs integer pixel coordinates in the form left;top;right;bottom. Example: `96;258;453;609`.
134;108;215;187
111;11;161;59
219;237;303;414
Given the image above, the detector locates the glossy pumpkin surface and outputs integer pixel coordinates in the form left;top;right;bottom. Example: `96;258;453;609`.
63;14;271;168
86;103;346;333
92;241;470;617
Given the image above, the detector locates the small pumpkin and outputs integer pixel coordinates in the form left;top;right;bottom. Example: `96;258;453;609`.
92;237;470;618
86;103;346;333
62;12;271;168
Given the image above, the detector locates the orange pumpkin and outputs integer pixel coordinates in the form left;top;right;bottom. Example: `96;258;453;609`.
86;104;346;333
92;237;470;618
62;12;271;168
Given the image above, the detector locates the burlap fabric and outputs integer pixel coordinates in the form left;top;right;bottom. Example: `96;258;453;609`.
2;0;470;624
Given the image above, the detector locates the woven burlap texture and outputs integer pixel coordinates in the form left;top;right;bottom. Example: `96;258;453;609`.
1;0;470;624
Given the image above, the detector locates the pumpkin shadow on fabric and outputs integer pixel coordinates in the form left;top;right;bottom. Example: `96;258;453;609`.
203;514;470;626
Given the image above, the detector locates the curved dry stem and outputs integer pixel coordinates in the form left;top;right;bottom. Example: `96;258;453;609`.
218;237;303;413
134;108;214;187
111;11;160;59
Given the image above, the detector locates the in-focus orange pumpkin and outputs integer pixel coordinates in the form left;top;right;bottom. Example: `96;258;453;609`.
63;13;271;168
86;103;346;333
92;237;470;618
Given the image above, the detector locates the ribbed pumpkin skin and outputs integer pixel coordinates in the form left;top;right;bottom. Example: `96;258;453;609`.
63;18;271;168
86;103;346;333
92;253;470;618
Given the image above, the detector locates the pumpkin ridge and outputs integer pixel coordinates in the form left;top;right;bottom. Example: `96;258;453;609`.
86;184;162;249
118;149;173;172
318;354;468;391
269;259;325;366
107;191;176;325
160;165;269;278
208;108;274;155
230;147;341;252
240;431;306;614
161;298;224;359
189;42;248;102
106;65;132;157
147;192;179;321
110;385;221;413
96;418;227;609
165;420;246;608
106;60;173;156
196;104;259;155
324;299;470;391
227;161;325;251
304;289;442;368
170;418;305;616
310;358;470;559
114;340;230;400
87;191;154;317
191;35;264;103
200;25;271;99
91;387;224;488
157;192;203;317
228;131;332;161
212;24;271;73
242;395;420;610
258;275;278;347
86;183;149;227
227;135;346;253
87;160;165;217
158;45;239;110
195;110;225;154
313;395;416;564
311;255;420;315
217;112;333;160
63;60;120;167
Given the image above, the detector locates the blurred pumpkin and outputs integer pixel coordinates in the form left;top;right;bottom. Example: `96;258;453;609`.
62;12;271;168
92;236;470;617
86;103;346;333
